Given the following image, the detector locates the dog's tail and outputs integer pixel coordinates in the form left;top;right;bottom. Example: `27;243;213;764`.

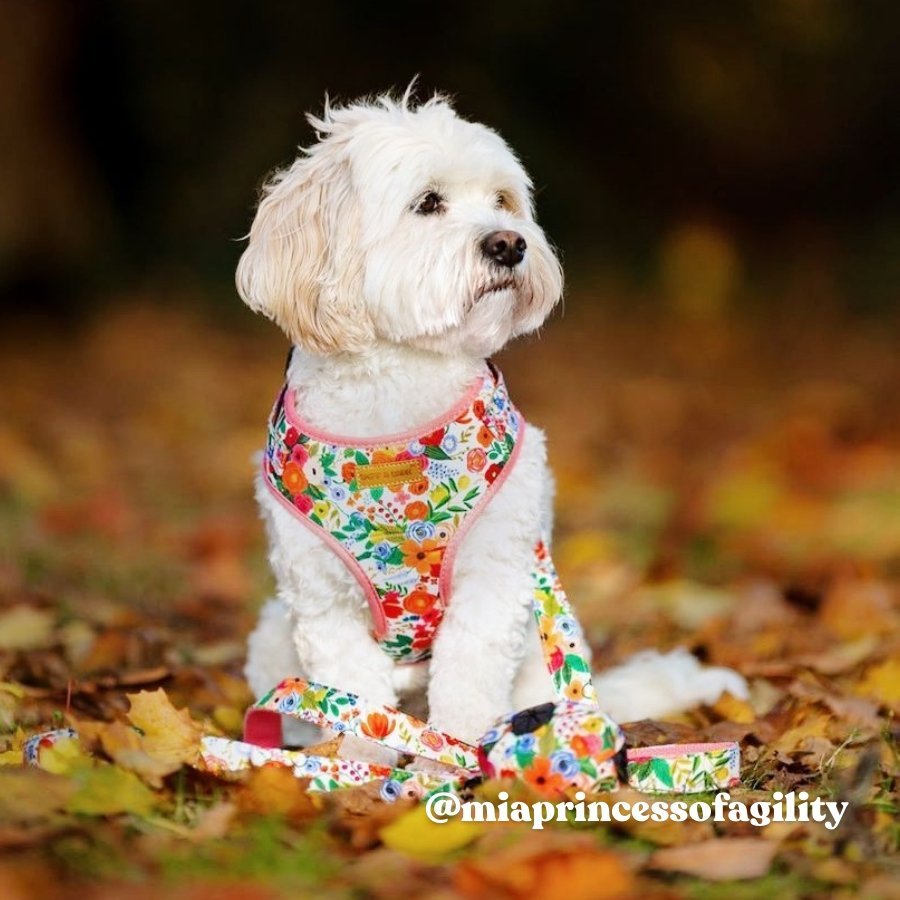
592;648;748;723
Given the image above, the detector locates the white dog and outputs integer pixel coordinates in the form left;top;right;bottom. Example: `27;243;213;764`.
238;90;746;749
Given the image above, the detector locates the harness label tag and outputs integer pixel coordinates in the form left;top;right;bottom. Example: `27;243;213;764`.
355;458;425;489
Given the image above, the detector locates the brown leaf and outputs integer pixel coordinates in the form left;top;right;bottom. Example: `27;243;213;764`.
455;841;635;900
235;766;321;825
648;837;778;881
820;580;898;640
0;770;75;824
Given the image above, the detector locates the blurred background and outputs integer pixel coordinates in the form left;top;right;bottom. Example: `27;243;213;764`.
2;0;900;660
3;0;900;315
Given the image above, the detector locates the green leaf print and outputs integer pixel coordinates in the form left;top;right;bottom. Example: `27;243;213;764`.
387;547;404;565
565;653;590;673
650;757;674;788
423;445;452;460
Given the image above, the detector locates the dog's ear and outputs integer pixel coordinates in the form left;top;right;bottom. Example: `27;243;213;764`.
236;148;372;353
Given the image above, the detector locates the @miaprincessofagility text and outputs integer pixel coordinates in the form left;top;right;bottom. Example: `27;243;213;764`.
425;789;849;832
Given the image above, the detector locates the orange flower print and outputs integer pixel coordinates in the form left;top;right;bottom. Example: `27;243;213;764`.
361;712;395;740
401;539;444;574
405;501;428;520
371;449;395;464
466;448;487;472
282;461;308;494
477;424;495;447
420;730;445;752
408;479;429;495
403;590;436;615
341;462;357;483
523;756;566;796
571;732;615;762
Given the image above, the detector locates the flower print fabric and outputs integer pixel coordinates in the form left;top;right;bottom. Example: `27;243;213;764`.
245;676;480;774
263;363;522;662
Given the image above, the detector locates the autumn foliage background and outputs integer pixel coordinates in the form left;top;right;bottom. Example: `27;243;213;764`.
1;2;899;898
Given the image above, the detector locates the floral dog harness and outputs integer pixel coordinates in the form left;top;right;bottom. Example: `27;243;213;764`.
195;360;742;801
263;362;522;662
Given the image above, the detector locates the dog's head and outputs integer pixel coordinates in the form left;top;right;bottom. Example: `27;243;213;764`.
236;90;563;358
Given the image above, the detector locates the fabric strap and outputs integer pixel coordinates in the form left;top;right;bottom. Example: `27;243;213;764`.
199;539;740;797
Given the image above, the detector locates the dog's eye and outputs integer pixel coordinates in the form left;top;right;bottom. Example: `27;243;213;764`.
416;191;444;215
495;192;510;210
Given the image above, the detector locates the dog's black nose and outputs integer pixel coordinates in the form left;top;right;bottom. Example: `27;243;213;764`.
482;230;526;268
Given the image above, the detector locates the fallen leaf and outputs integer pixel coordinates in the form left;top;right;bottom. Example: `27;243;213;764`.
125;688;204;770
455;841;634;899
38;735;93;775
380;803;484;862
99;720;176;787
853;660;900;710
820;580;898;640
67;764;157;816
712;691;756;724
190;801;237;841
235;766;320;824
0;606;55;651
648;837;778;881
0;770;75;824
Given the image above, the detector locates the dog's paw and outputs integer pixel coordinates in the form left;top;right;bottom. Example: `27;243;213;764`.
593;648;748;722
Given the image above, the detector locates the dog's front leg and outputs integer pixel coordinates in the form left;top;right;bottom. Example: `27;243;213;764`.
426;425;549;744
427;562;534;744
258;490;400;763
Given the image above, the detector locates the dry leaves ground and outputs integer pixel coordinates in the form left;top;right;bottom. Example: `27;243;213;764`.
0;299;898;899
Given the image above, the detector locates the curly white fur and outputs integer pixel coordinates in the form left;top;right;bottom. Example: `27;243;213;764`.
239;89;746;747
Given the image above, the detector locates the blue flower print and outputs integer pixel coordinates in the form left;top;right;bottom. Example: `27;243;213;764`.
515;734;536;754
406;520;436;542
380;780;403;802
550;749;580;779
374;541;392;560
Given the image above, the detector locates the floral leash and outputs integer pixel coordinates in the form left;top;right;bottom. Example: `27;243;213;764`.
199;542;740;800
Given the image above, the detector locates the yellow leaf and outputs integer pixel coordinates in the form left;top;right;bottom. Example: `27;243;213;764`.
0;770;75;824
126;688;203;770
39;737;92;775
712;692;756;724
100;720;176;787
380;803;484;861
212;705;243;735
67;764;156;816
854;660;900;709
772;713;832;756
0;606;54;651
